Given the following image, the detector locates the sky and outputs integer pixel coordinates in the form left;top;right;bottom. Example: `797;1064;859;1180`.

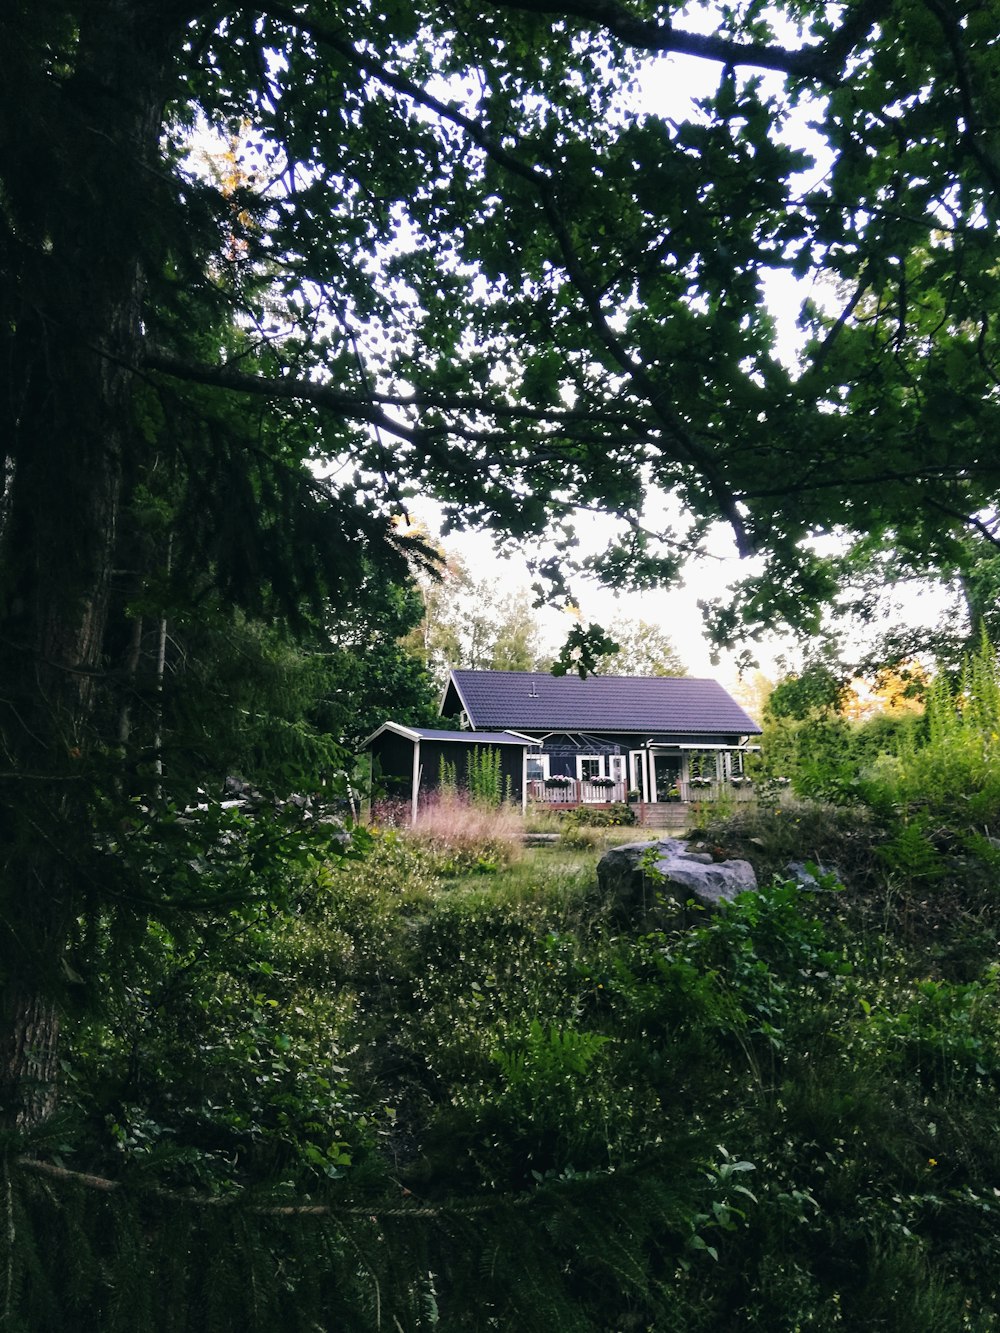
409;503;756;679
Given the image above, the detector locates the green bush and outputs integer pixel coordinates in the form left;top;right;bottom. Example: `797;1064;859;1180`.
562;801;637;828
860;639;1000;829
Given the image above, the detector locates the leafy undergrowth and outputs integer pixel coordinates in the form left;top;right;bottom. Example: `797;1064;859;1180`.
12;805;1000;1330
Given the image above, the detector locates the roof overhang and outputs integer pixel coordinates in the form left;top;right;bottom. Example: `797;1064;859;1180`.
362;721;420;747
673;741;762;750
361;721;536;749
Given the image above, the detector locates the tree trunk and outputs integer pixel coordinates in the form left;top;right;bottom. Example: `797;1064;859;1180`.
0;1;181;1128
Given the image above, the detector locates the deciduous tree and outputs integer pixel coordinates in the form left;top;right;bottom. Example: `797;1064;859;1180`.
594;616;688;677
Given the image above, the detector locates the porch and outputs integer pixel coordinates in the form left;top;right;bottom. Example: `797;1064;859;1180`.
527;777;758;809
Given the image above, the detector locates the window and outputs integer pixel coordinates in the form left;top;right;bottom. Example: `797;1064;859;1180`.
576;756;604;782
526;754;550;782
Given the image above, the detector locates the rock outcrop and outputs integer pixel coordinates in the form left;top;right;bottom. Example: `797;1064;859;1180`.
597;837;758;927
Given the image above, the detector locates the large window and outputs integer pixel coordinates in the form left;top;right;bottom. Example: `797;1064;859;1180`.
526;754;550;782
576;756;604;782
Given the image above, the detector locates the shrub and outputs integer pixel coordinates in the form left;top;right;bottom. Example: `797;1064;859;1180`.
860;638;1000;829
558;822;606;850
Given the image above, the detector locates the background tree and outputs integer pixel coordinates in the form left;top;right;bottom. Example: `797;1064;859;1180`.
594;616;688;677
405;551;553;684
756;654;925;800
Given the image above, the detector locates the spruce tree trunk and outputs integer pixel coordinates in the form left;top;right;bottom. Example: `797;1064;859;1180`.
0;1;180;1128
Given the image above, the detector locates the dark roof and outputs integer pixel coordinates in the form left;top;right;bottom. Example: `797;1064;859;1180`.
445;670;761;736
362;721;535;748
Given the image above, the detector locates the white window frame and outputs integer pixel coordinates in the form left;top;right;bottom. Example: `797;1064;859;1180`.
576;755;605;782
526;752;551;782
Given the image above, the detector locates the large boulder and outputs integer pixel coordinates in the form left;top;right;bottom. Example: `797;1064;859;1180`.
597;838;758;927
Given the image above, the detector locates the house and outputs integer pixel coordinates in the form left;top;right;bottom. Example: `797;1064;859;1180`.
441;669;761;806
362;722;536;821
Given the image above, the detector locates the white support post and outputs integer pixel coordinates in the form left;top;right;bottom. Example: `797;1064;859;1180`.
411;741;421;824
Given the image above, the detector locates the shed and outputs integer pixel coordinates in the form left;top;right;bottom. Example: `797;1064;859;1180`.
361;722;537;821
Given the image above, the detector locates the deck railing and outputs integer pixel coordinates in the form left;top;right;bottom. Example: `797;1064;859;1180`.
528;779;758;805
529;778;627;805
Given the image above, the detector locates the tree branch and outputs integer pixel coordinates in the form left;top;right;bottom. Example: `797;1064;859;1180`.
143;351;654;439
922;0;1000;205
486;0;890;82
144;351;425;444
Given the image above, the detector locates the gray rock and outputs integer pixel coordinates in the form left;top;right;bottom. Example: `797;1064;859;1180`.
784;860;842;891
597;838;758;927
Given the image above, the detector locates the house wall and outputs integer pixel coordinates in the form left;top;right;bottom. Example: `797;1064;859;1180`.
419;740;524;803
370;731;415;799
518;731;750;800
370;735;525;806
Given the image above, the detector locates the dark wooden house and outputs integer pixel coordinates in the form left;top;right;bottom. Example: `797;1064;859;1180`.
441;669;761;806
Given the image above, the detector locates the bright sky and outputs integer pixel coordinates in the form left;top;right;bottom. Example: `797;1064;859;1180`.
413;502;785;684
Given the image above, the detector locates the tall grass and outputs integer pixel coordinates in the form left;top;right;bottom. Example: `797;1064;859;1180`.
402;791;525;873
